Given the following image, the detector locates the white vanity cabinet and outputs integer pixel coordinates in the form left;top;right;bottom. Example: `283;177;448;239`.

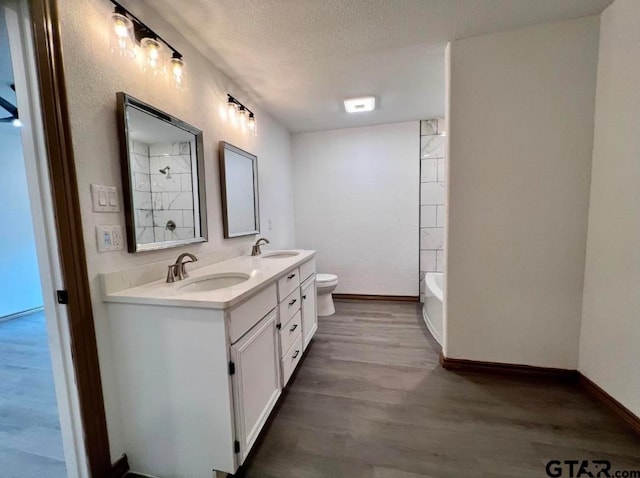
102;250;317;478
230;308;281;463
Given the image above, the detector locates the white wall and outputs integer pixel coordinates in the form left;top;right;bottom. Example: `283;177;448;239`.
445;17;599;368
57;0;295;458
292;122;419;296
579;0;640;417
0;126;43;317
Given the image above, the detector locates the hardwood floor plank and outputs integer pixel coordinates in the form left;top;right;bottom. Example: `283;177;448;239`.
239;300;640;477
0;312;66;477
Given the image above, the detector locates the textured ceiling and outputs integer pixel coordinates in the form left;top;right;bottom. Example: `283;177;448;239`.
147;0;611;132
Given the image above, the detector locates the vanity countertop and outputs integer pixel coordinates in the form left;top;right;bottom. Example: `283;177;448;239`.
101;249;316;310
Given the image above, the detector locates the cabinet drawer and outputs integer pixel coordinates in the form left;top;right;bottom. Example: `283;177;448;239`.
228;284;277;344
279;310;302;358
277;268;300;301
281;334;303;387
299;258;315;282
280;288;301;325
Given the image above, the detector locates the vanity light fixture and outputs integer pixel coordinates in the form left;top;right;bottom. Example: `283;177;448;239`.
344;96;376;113
108;0;186;90
226;94;257;136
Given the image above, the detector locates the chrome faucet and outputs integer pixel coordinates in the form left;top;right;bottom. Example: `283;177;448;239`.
166;252;198;283
251;237;270;256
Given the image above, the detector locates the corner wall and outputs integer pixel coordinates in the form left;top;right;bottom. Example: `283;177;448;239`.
57;0;295;458
292;122;419;296
445;16;599;368
579;0;640;417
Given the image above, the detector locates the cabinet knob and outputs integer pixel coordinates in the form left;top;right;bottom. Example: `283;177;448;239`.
287;273;296;279
288;298;297;306
302;294;307;300
292;350;300;359
290;323;298;332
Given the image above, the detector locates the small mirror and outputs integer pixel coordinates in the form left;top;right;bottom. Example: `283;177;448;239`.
117;93;207;252
219;141;260;238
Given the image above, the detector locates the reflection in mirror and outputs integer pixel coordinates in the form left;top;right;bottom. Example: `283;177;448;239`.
117;93;207;252
219;142;259;238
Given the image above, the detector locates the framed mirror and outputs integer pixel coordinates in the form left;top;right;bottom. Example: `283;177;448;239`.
219;141;260;238
116;92;207;252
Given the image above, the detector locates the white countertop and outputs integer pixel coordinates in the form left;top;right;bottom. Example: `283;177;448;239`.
102;249;316;310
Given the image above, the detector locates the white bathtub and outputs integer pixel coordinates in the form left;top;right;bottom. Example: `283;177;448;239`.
423;272;443;345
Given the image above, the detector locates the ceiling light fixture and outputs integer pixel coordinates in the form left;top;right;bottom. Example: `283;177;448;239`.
344;96;376;113
108;0;186;90
226;94;256;136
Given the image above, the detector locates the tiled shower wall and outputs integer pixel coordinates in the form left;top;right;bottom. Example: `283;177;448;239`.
419;119;446;301
130;140;196;244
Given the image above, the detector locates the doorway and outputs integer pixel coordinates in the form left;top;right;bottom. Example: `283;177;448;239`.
1;1;90;476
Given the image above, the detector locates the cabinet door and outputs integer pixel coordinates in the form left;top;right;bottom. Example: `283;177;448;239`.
230;309;281;464
300;277;318;351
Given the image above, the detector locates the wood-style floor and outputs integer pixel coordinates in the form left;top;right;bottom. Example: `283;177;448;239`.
0;311;67;478
239;300;640;478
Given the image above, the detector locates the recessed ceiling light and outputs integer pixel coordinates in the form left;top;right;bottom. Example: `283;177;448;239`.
344;96;375;113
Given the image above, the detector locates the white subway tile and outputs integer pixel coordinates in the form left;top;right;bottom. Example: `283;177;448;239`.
437;118;446;135
181;173;193;192
420;120;437;136
420;205;436;227
163;192;194;210
183;210;195;227
421;135;445;159
131;154;150;173
420;250;437;272
133;190;152;210
421;159;437;182
421;182;445;205
420;227;444;250
149;142;173;157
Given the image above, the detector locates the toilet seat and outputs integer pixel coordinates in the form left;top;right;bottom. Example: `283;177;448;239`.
316;273;338;287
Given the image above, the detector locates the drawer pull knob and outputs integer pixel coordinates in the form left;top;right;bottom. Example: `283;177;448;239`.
302;294;307;300
292;350;300;359
287;274;296;279
288;298;297;306
290;323;298;332
276;323;281;330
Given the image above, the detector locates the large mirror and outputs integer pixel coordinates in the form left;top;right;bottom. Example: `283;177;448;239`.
116;93;207;252
219;141;260;238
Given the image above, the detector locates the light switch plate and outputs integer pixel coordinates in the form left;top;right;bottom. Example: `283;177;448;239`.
96;225;124;252
91;184;120;212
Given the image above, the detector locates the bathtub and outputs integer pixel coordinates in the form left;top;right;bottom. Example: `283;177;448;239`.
423;272;443;346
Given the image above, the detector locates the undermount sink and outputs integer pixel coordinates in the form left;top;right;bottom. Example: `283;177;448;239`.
177;273;251;292
262;251;300;259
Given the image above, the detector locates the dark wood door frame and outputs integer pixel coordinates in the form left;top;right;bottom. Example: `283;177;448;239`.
30;1;112;476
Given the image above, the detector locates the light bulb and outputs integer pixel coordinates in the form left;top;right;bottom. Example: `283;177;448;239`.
227;100;238;121
141;38;165;76
238;106;247;128
170;56;186;91
109;12;135;59
247;114;256;136
12;118;22;128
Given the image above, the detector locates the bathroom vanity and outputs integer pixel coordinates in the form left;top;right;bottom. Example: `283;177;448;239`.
102;250;317;477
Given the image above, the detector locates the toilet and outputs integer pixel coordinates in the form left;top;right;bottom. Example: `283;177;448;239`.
316;273;338;316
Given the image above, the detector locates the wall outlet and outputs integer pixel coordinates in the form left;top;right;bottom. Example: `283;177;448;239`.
91;184;120;212
268;218;273;230
96;225;124;252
